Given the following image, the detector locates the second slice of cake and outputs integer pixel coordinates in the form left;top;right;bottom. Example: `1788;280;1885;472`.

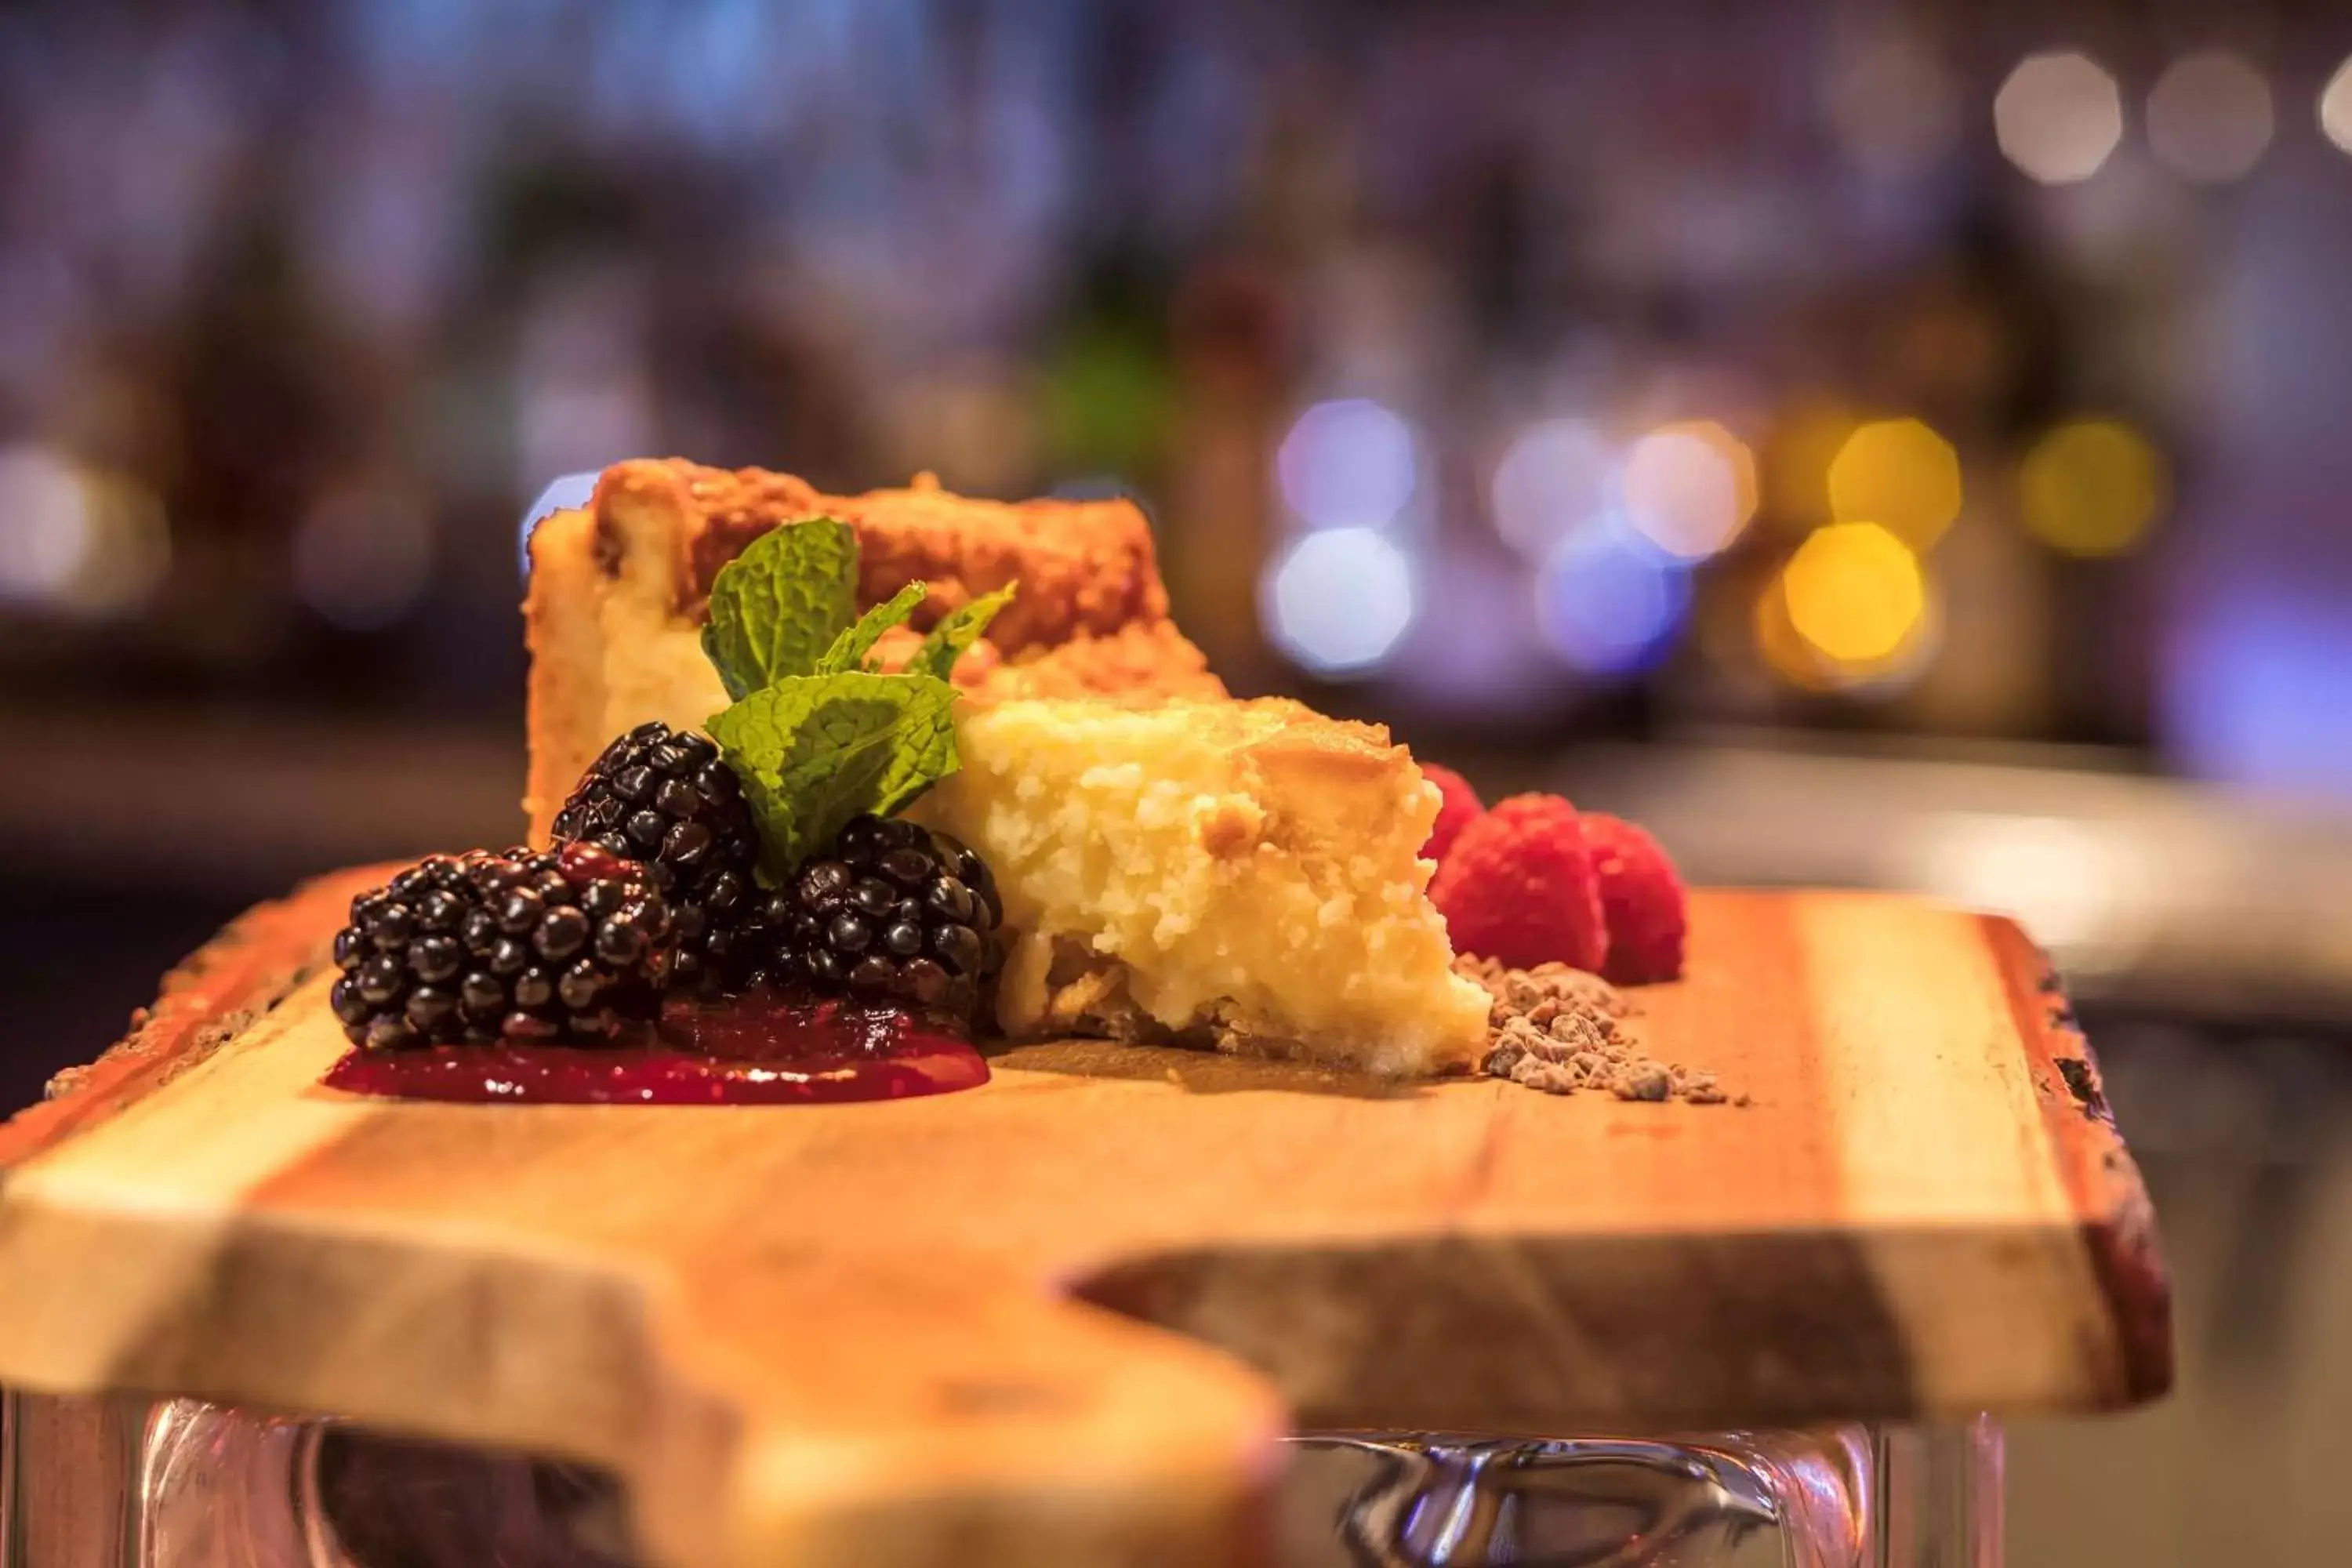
913;698;1492;1077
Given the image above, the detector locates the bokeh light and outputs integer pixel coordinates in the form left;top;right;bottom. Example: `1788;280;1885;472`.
293;491;436;631
1621;420;1757;561
1490;418;1612;561
2019;419;2169;557
519;470;601;578
2322;56;2352;154
69;473;172;619
0;447;89;604
1261;526;1417;676
1826;417;1962;548
1752;575;1839;692
0;445;170;619
1781;522;1927;666
1532;514;1692;677
1994;51;2124;185
2147;51;2273;184
1276;398;1417;532
1824;29;1962;181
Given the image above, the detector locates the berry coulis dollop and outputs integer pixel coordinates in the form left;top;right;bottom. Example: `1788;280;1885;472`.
322;989;987;1106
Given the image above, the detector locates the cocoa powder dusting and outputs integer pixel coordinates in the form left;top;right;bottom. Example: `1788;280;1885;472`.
1453;956;1744;1105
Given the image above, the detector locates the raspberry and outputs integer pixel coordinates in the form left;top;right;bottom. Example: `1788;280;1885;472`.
1418;762;1484;863
550;722;761;992
743;814;1003;1024
328;846;673;1048
1428;794;1606;972
1584;813;1687;984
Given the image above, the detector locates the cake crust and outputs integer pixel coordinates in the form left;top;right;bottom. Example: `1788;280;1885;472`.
602;458;1177;650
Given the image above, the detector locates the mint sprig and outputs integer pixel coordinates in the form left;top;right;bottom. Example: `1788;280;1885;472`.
698;521;1011;880
818;581;927;674
700;517;858;700
906;584;1017;681
708;671;961;869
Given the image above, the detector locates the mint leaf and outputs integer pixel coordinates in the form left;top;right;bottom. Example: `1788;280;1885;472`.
817;581;927;674
906;584;1016;682
708;671;964;874
700;518;858;700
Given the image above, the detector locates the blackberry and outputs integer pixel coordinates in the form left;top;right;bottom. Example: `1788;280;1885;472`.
749;814;1002;1022
550;722;761;992
328;843;674;1048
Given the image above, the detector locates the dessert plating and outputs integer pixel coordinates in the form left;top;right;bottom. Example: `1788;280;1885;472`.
323;456;1702;1103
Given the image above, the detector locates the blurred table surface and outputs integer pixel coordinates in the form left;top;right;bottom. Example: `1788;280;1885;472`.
1542;735;2352;1025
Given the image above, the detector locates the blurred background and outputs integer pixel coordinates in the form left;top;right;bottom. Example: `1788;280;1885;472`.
5;0;2352;1560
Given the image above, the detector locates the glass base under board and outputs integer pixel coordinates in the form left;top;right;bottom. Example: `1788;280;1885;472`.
0;1392;2002;1567
1280;1425;1999;1567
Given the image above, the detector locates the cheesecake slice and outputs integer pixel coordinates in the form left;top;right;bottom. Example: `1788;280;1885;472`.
911;698;1491;1076
525;458;1223;839
525;459;1487;1076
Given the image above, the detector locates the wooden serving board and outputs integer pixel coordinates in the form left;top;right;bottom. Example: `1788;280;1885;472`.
0;877;2167;1568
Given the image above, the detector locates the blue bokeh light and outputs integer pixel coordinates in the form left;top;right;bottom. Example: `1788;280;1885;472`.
517;470;602;581
1276;399;1417;532
1533;513;1693;676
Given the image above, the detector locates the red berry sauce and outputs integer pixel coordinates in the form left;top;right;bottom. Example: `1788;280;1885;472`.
322;992;988;1106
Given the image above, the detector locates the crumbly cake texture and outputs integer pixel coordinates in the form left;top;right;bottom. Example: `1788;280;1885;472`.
1454;956;1737;1104
910;699;1494;1079
524;458;1224;839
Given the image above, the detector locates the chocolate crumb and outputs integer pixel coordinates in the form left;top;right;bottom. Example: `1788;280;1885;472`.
1456;955;1737;1105
1613;1063;1672;1102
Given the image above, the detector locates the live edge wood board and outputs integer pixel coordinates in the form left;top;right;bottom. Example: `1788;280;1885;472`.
0;880;2168;1568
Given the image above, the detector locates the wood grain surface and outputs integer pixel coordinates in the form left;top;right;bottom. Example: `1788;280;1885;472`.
0;880;2169;1568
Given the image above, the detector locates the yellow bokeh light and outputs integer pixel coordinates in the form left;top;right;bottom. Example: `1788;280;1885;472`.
1621;420;1758;561
1782;522;1926;665
2019;419;2168;557
1751;575;1838;691
1827;418;1962;548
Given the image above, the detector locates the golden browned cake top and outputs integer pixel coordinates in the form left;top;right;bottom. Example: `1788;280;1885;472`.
593;458;1171;656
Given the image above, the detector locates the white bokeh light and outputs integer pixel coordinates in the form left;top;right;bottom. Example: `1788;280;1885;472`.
1491;419;1613;560
2322;56;2352;154
1620;423;1755;561
0;446;170;619
1261;526;1417;676
0;446;91;604
2148;51;2273;183
1276;398;1417;531
1994;51;2124;185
